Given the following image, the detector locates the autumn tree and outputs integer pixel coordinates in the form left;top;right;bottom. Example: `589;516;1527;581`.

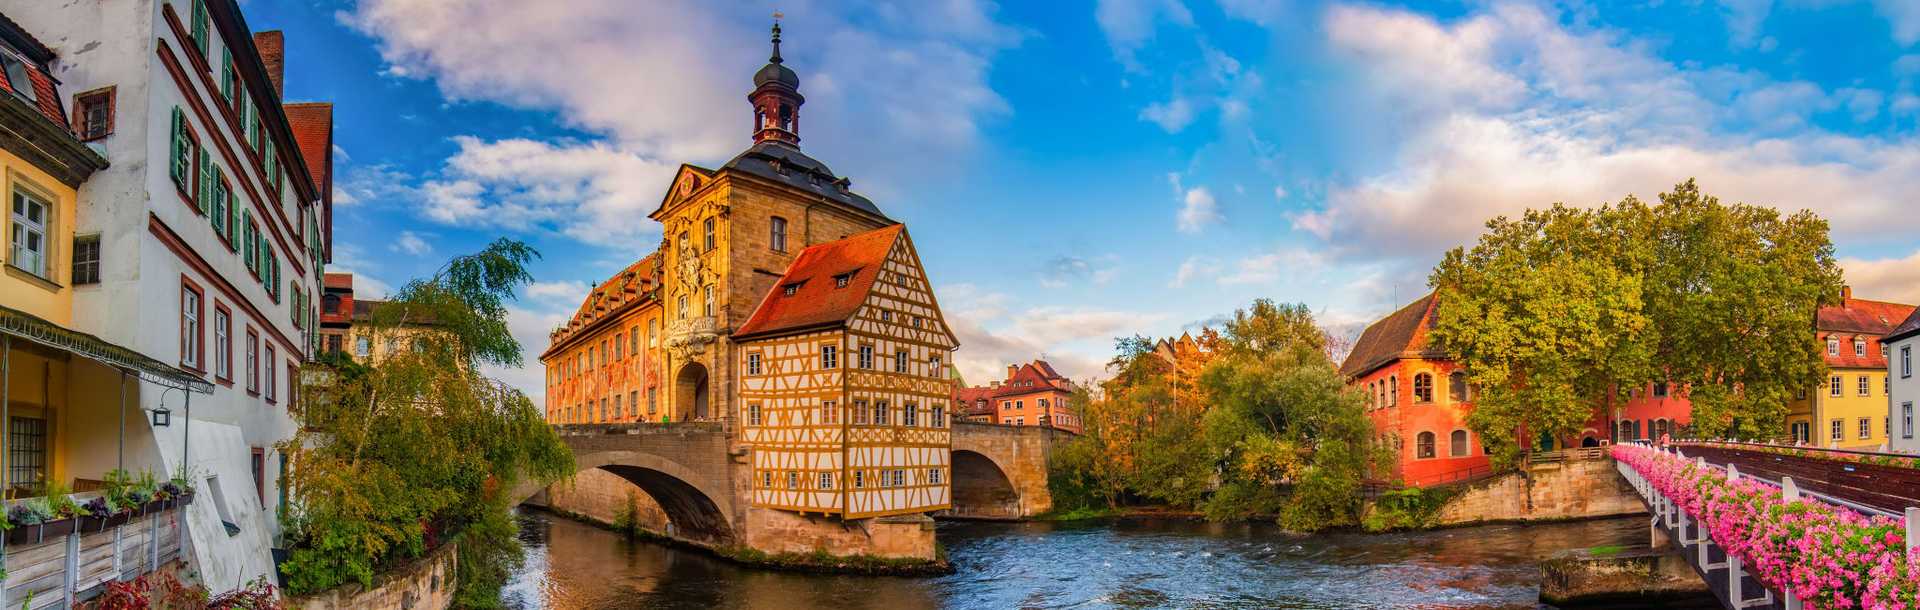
279;239;572;606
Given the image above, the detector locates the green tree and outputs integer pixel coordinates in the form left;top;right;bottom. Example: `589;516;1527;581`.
1642;180;1841;438
1429;204;1657;467
279;239;573;606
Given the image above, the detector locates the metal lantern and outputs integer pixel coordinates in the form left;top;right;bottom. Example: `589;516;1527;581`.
150;406;171;427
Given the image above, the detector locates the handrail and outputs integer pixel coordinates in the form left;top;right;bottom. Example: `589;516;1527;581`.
1678;439;1919;462
1675;447;1900;519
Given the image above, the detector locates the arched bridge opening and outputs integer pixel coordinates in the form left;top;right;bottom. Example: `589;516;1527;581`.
594;464;734;545
948;449;1022;519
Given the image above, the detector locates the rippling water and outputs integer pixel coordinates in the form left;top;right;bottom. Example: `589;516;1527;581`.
501;510;1668;610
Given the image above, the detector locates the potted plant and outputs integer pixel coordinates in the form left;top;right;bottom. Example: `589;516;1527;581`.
137;470;167;514
7;500;54;545
158;481;185;510
78;497;130;533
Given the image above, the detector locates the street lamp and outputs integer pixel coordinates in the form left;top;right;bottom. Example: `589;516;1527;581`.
149;406;171;427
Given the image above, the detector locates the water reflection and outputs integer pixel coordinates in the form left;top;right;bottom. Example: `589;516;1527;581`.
503;510;1657;610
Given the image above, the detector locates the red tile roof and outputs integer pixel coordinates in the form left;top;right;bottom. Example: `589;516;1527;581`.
0;12;70;132
954;386;997;416
1817;296;1915;369
950;360;1073;411
733;225;903;339
284;103;334;204
1339;292;1444;378
542;253;662;358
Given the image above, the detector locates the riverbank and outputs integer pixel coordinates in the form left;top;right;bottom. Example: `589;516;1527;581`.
527;505;953;576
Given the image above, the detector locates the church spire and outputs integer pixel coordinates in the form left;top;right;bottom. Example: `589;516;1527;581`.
750;13;805;147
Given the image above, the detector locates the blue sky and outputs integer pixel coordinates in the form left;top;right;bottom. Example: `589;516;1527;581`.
245;0;1920;403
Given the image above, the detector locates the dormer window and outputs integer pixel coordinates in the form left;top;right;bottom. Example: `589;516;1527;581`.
1855;339;1866;357
782;282;801;296
834;272;851;288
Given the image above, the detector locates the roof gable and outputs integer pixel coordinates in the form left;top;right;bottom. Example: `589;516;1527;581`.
1339;292;1442;378
733;225;903;339
1889;307;1920;345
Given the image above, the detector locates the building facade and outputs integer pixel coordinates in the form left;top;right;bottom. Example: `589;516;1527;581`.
1784;288;1913;449
949;360;1081;433
8;0;332;592
540;24;957;520
1886;308;1920;453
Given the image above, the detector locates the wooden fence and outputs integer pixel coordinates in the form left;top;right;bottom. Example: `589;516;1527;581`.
1;502;187;609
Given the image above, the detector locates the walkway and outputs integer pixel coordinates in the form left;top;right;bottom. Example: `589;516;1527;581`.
1675;441;1920;516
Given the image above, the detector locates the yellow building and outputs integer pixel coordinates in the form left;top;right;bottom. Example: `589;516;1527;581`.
539;22;957;519
1785;288;1914;449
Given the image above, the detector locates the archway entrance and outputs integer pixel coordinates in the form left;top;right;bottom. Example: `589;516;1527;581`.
675;363;709;421
948;450;1020;519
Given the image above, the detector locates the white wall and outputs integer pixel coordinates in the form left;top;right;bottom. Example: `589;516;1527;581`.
1891;336;1918;454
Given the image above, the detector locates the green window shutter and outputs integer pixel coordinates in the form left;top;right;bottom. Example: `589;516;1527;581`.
197;150;213;215
219;54;234;102
243;212;257;273
265;141;279;194
168;108;188;189
210;170;227;234
190;0;210;57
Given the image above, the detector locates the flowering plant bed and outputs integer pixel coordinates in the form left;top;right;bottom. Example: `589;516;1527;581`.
1613;444;1917;609
1680;441;1920;470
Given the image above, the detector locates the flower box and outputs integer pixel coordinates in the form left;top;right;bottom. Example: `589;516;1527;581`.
5;516;77;546
79;511;132;533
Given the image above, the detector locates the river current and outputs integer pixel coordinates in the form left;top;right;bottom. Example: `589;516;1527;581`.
500;510;1673;610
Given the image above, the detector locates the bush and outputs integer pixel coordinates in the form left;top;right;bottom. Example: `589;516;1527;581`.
1361;486;1455;532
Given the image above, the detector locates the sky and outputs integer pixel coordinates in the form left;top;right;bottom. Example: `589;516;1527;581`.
243;0;1920;406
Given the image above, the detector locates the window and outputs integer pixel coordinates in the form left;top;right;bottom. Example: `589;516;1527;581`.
930;355;943;375
931;405;945;428
9;186;51;279
853;400;869;424
1904;346;1912;378
1653;382;1669;398
1905;402;1914;439
834;273;850;288
74;88;114;141
1;54;36;105
1828;337;1840;356
895;350;908;373
1791;422;1810;444
1856;339;1868;357
264;344;277;402
180;283;202;368
761;471;772;488
613;394;623;419
819;472;833;490
747;353;762;375
1831;418;1843;442
770;216;787;252
703;217;715;251
354;336;371;358
168;108;198;199
1416;432;1435;459
1389;376;1398;406
246;329;259;393
703;284;714;317
214;307;231;380
1859;375;1871;397
188;0;211;56
853;470;865;489
251;448;265;508
629;391;638;418
903;403;918;427
1412;373;1433;403
820;345;837;368
630;328;640;355
1860;417;1872;440
1830;375;1843;398
873;401;889;426
647;388;657;415
858;345;874;369
782;284;799;297
649;319;659;348
880;310;892;323
928;468;943;485
1448;371;1468;402
71;234;100;285
1450;430;1469;457
8;416;45;491
822;401;837;424
748;404;762;426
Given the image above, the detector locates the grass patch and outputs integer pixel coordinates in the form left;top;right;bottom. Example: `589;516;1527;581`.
1035;506;1125;521
1585;544;1628;557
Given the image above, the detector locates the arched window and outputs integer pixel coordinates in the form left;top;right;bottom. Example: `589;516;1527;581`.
1389;375;1399;406
1449;371;1468;402
1450;430;1469;457
1413;373;1434;403
1416;431;1436;459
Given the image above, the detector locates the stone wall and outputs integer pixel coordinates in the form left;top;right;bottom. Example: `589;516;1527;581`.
949;422;1058;518
291;540;457;610
742;507;936;560
1434;457;1646;526
543;468;670;532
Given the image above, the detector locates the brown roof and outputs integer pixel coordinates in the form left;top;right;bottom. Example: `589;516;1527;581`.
733;225;903;340
0;12;70;132
543;253;662;358
1339;292;1443;378
284;103;334;205
953;386;997;415
1889;308;1920;344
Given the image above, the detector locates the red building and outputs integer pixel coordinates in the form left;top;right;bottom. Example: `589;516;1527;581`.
951;360;1081;433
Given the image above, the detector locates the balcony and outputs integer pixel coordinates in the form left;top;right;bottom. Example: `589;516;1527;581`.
2;488;195;607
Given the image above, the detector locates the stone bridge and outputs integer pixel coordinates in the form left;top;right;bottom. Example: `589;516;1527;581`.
516;421;1067;559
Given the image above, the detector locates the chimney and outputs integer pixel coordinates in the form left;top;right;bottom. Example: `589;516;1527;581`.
1007;364;1019;380
253;31;285;98
1841;285;1852;301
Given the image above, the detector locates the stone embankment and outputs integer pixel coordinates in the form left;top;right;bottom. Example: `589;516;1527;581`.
289;539;457;610
1432;453;1647;526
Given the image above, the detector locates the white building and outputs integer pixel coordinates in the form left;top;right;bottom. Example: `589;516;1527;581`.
6;0;333;590
1888;309;1920;454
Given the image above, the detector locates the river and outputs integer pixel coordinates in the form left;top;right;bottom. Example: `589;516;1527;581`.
500;510;1676;610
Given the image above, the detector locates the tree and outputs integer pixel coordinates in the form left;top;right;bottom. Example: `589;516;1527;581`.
279;239;572;606
1429;204;1657;467
1642;181;1841;438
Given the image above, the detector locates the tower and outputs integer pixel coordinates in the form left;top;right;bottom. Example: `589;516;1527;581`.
750;18;804;146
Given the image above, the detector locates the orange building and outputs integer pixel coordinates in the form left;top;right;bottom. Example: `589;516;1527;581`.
950;360;1080;433
1341;293;1489;486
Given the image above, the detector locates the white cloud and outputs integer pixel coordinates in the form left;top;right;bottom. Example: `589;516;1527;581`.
1176;186;1221;233
1273;185;1288;201
1218;248;1324;285
1170;256;1217;288
1094;0;1194;70
1306;2;1920;261
1140;96;1196;132
415;137;674;247
1877;0;1920;45
1841;250;1920;305
392;231;432;256
525;280;590;305
1717;0;1773;47
483;305;571;408
939;284;1164;384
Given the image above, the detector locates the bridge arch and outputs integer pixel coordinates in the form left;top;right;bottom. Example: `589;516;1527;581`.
573;450;735;544
949;449;1022;519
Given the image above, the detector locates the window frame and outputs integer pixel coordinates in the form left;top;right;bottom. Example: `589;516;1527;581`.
1449;429;1469;457
179;278;204;371
263;343;277;404
770;216;788;252
71;233;100;285
245;327;260;395
1416;431;1436;459
1412;373;1433;403
73;87;115;142
8;183;55;281
213;303;232;382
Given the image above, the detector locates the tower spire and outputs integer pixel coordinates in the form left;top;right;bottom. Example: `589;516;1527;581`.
749;11;804;147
